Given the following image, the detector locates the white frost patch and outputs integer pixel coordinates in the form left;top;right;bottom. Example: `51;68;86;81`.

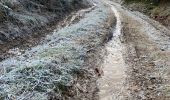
111;6;122;37
98;1;127;99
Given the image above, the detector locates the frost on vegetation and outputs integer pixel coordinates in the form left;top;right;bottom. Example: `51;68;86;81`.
0;0;92;43
0;44;85;99
0;5;110;100
10;13;48;26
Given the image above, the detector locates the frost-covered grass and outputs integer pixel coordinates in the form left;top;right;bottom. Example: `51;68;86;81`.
0;0;91;43
0;4;114;100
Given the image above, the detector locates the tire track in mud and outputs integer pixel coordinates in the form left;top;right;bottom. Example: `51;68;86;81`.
99;0;170;99
98;2;128;100
98;0;170;99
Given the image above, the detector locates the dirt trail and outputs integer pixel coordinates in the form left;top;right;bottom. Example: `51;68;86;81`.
98;0;170;99
0;0;170;99
98;36;127;100
98;3;128;100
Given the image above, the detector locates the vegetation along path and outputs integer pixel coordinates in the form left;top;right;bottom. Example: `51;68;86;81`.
0;0;170;100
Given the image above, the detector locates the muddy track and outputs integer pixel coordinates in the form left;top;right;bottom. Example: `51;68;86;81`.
98;3;128;100
0;0;170;100
98;0;170;99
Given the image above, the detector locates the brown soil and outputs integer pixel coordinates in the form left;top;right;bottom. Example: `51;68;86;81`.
121;8;170;100
100;1;170;99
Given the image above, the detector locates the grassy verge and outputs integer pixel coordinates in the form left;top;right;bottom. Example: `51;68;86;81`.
0;4;116;100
